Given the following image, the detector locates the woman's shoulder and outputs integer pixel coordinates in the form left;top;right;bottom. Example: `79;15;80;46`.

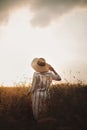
34;71;53;76
33;72;41;77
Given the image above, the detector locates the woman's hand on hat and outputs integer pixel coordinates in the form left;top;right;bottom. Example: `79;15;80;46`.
49;66;58;75
49;66;54;71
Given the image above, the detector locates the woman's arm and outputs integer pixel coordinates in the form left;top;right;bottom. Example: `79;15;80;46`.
25;72;37;96
30;72;37;93
49;66;61;81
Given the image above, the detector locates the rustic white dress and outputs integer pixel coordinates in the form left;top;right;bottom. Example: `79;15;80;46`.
30;71;61;120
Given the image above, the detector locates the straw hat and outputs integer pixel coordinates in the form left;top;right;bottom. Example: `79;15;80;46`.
31;58;50;72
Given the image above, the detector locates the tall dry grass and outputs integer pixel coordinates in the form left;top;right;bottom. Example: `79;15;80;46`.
0;83;87;130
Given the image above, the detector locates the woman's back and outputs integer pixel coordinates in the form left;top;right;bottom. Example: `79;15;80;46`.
31;71;61;93
33;72;53;91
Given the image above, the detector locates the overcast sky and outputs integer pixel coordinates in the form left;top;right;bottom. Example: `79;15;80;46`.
0;0;87;85
0;0;87;26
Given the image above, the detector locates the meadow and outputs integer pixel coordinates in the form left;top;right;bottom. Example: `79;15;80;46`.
0;83;87;130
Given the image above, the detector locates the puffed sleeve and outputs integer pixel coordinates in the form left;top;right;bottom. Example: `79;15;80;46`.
51;72;61;81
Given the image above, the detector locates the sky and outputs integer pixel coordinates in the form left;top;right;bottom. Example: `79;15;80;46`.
0;0;87;86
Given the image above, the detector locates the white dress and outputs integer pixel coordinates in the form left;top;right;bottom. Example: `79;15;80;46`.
30;71;61;120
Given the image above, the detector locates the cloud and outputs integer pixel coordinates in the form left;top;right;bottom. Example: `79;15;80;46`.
29;0;87;26
0;0;87;26
0;0;28;23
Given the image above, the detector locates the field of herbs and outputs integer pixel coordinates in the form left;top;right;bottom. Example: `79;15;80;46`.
0;83;87;130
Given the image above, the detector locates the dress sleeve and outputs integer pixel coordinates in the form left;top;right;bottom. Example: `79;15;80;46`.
30;72;37;93
51;72;61;81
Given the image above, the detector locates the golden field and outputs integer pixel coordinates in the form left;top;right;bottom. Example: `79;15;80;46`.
0;83;87;130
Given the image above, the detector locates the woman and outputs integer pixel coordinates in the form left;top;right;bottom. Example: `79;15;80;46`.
27;57;61;120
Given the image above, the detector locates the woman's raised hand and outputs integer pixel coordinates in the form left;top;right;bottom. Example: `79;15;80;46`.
49;65;58;75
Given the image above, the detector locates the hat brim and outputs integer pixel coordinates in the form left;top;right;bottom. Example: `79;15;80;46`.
31;58;50;72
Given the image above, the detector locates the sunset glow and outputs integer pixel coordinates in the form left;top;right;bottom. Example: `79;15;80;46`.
0;7;87;86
